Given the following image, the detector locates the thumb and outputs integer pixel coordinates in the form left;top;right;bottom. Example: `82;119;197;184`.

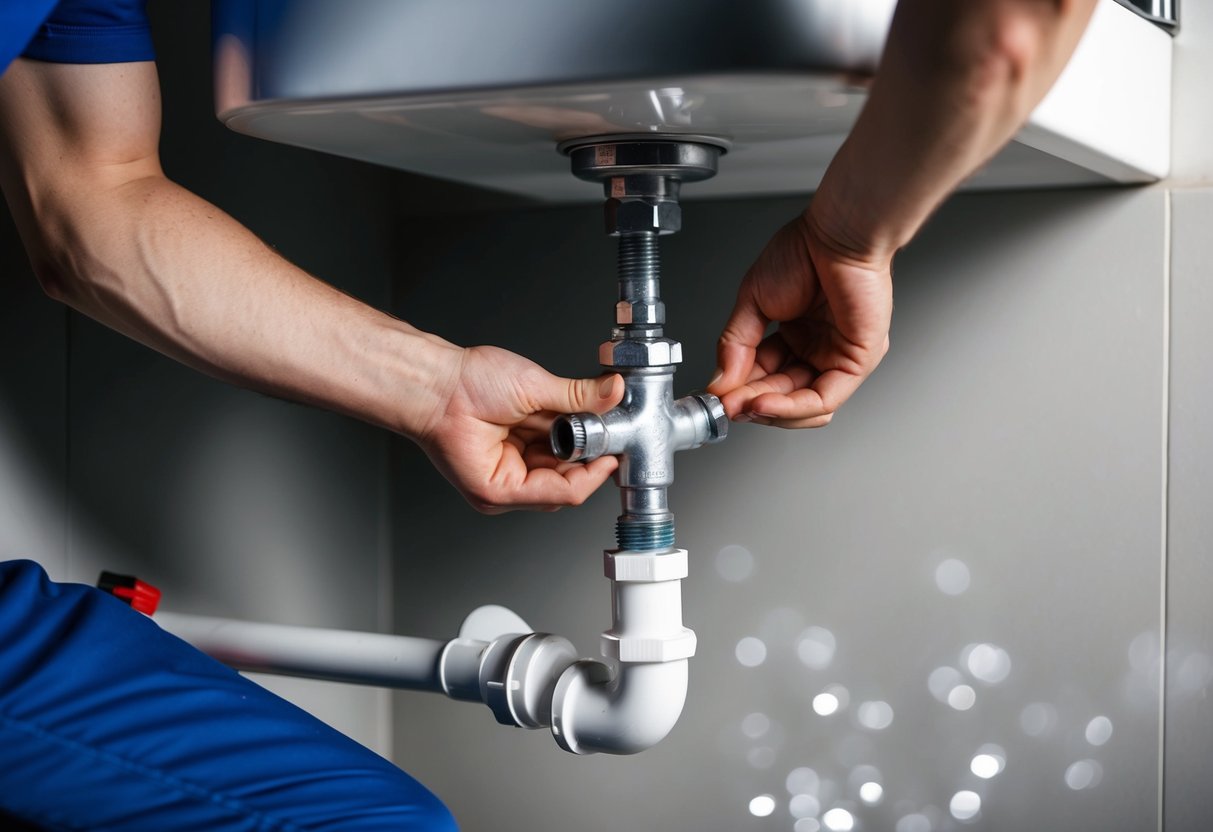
708;288;767;396
534;372;623;414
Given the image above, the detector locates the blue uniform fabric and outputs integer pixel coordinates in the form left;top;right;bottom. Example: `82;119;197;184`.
0;0;58;72
20;0;154;64
0;0;153;72
0;560;458;831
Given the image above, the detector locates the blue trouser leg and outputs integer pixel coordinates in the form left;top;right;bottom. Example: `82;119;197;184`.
0;560;457;831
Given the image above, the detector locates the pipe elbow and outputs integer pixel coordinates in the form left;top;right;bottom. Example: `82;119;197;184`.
550;659;688;755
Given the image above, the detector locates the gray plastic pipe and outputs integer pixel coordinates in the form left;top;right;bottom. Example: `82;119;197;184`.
155;612;448;691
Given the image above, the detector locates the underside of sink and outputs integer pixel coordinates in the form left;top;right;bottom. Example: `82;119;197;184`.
212;0;1171;201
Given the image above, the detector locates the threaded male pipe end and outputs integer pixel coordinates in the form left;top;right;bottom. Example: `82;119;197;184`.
616;517;676;551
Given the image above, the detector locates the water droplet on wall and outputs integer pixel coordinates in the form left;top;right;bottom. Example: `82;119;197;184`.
935;558;971;595
716;544;754;582
735;636;767;667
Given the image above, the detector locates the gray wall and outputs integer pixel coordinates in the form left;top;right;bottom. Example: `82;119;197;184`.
1160;4;1213;831
390;189;1170;831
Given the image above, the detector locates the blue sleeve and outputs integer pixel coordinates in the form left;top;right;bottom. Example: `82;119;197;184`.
21;0;154;64
0;1;58;72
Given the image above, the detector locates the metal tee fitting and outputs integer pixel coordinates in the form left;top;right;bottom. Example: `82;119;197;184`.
551;366;725;551
552;383;725;476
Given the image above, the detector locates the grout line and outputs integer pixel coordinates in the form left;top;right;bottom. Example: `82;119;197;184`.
377;432;395;760
378;435;393;634
1158;188;1172;832
63;306;72;582
378;234;399;762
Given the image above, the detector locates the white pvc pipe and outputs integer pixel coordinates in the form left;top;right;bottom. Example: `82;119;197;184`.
549;549;695;755
157;552;697;757
155;611;446;692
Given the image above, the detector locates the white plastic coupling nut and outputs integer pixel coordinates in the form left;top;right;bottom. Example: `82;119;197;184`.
601;628;697;662
479;633;579;729
605;548;689;582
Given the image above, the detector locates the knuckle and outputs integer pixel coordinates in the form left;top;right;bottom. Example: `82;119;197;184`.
567;378;590;410
817;392;840;415
466;486;499;514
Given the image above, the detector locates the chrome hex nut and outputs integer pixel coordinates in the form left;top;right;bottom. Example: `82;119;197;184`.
615;299;666;326
605;198;682;236
599;337;684;367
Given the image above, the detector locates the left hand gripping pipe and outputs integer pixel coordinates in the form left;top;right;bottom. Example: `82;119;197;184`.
156;137;727;755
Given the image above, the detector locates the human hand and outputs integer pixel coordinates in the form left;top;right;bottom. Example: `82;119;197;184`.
707;210;893;428
416;345;624;513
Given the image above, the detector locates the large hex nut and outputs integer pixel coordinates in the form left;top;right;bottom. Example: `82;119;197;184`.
615;299;665;326
599;337;683;368
605;198;682;236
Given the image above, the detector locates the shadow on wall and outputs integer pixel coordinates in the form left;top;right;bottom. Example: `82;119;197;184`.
0;214;68;574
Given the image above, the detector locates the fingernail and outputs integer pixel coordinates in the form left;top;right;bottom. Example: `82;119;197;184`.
733;413;753;423
599;376;617;397
751;412;776;420
708;368;724;388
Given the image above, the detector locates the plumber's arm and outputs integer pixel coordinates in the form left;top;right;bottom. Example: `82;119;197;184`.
709;0;1098;427
0;57;622;511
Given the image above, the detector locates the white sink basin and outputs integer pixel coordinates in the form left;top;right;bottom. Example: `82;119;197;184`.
212;0;1171;201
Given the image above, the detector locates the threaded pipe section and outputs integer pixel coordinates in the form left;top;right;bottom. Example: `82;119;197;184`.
617;232;660;303
616;517;675;551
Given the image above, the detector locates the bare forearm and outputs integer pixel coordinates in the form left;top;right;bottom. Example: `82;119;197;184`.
812;0;1097;261
27;172;459;439
0;57;625;512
